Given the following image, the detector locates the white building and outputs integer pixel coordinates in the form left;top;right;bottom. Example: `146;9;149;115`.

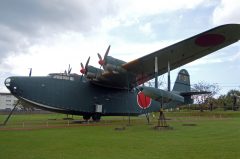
0;92;18;110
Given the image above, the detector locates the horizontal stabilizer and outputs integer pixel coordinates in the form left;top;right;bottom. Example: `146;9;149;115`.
180;91;211;96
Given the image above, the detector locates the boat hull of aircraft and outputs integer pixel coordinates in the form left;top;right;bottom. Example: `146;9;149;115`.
5;74;166;118
4;69;199;121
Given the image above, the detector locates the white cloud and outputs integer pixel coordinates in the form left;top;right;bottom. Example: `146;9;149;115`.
98;0;210;31
2;32;111;76
185;47;240;67
139;23;153;36
118;0;207;17
186;57;223;67
229;51;240;61
212;0;240;25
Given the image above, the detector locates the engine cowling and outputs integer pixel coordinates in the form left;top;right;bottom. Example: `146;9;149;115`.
105;64;126;73
86;72;97;79
85;66;102;79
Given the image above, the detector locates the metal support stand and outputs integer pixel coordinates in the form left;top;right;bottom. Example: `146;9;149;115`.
157;99;168;127
158;108;168;127
153;58;172;130
167;61;171;91
127;73;131;126
143;109;150;124
1;100;19;126
154;103;170;130
128;115;131;126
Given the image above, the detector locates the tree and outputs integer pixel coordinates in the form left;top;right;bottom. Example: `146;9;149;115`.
192;82;220;111
218;89;240;110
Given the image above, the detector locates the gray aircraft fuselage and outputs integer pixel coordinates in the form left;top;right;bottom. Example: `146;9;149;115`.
5;73;177;118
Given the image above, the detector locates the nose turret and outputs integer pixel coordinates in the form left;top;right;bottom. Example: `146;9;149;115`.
5;77;12;88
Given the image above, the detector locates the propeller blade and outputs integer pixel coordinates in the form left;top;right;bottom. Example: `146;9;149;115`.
85;56;90;74
98;45;111;67
80;63;85;74
104;45;111;60
68;68;72;75
97;53;102;61
29;68;32;77
85;56;90;69
80;57;90;75
68;64;72;75
80;63;84;69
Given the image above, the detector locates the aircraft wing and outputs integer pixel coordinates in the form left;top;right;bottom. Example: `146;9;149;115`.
92;24;240;89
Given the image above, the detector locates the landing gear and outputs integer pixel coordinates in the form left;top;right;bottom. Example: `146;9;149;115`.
83;114;91;121
83;114;101;122
92;114;101;122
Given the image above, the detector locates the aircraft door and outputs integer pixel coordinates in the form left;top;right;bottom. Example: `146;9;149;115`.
95;104;103;113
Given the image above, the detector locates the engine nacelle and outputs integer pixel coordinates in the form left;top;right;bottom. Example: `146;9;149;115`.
105;64;126;73
139;86;184;103
86;72;97;79
86;65;102;79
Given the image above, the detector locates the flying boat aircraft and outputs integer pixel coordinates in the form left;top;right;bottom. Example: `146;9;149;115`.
4;24;240;122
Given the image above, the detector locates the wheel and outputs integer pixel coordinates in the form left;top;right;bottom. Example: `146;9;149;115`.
92;114;101;122
83;114;91;121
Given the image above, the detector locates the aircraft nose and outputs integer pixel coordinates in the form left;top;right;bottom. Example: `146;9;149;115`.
4;77;20;95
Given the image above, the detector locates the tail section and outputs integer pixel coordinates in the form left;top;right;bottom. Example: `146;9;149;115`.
172;69;210;104
172;69;193;104
172;69;190;92
140;69;210;106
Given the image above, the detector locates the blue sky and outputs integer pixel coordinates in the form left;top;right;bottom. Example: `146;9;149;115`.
0;0;239;95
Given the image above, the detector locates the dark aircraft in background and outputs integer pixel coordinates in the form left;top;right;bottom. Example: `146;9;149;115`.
4;24;240;121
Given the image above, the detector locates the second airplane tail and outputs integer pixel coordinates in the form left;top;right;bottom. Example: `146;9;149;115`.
140;69;210;106
172;69;210;104
172;69;191;93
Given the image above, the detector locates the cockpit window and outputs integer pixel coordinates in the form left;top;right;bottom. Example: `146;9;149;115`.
49;74;74;81
5;78;11;86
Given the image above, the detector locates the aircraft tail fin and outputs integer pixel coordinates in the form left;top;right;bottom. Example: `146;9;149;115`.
172;69;190;93
172;69;193;104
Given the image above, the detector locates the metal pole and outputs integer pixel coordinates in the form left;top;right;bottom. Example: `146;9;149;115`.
127;73;131;125
155;57;158;89
2;100;19;126
168;61;171;91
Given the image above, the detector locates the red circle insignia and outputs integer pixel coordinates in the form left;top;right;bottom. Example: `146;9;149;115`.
137;92;151;109
195;34;225;47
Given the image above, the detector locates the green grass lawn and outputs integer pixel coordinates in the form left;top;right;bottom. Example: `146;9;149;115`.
0;112;240;159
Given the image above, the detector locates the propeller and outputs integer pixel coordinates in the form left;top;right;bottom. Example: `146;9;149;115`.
97;45;111;69
68;64;72;75
80;56;90;76
29;68;32;77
